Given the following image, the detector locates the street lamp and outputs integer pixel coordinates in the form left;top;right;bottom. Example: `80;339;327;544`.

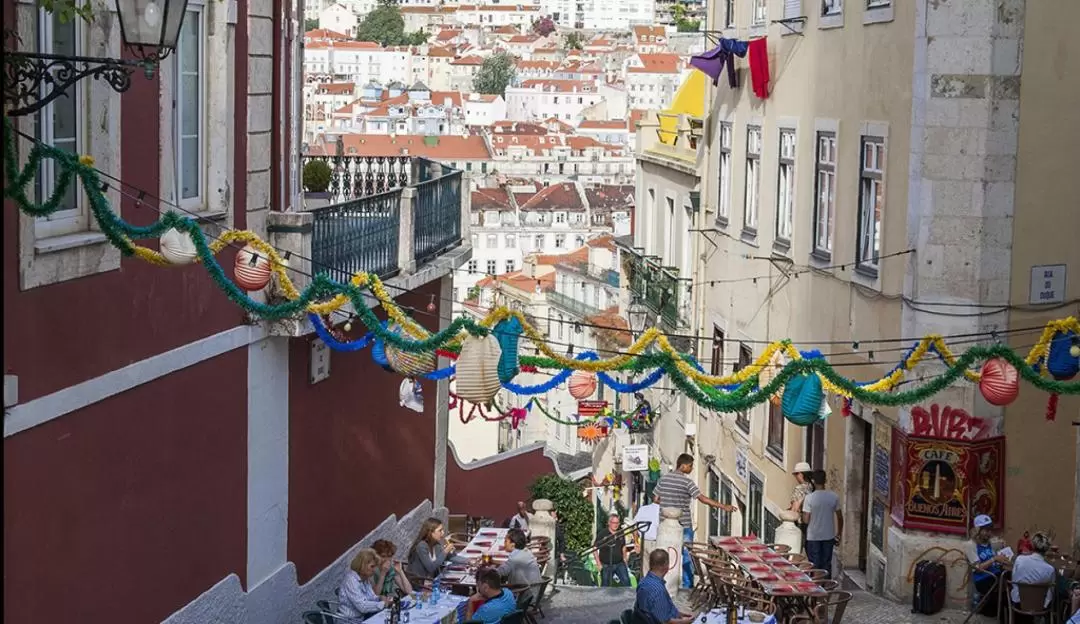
627;298;649;340
3;0;190;117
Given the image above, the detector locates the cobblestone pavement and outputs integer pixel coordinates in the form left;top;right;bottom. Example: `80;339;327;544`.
542;585;998;623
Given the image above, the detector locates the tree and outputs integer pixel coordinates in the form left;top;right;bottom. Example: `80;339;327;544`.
37;0;91;22
564;31;584;51
532;16;556;37
304;18;319;32
529;474;593;555
473;52;517;97
406;30;430;45
672;3;701;32
354;0;406;47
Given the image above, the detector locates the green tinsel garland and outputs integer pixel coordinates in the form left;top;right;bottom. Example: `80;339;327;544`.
4;118;1080;417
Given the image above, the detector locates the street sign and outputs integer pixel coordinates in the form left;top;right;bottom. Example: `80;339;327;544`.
311;338;331;384
735;447;749;483
1029;264;1066;305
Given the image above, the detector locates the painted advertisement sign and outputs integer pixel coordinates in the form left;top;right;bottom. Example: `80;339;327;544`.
890;427;1005;534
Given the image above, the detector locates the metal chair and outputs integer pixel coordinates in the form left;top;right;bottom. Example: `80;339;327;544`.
499;609;527;624
619;608;634;624
301;611;348;624
789;590;853;624
1006;580;1056;624
314;599;341;614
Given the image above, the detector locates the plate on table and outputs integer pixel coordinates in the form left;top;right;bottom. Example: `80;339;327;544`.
767;583;796;595
779;571;810;581
746;544;771;551
714;536;742;545
724;545;748;553
749;571;779;582
761;552;787;561
478;530;500;537
745;564;771;573
473;540;493;547
734;553;763;563
770;560;798;569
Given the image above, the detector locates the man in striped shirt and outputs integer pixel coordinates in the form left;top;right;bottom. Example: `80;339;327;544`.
654;453;737;589
633;549;697;624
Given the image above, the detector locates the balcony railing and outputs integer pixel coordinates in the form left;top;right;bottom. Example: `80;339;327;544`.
273;157;467;297
624;251;688;328
414;160;463;264
548;290;602;319
304;153;413;200
311;188;402;283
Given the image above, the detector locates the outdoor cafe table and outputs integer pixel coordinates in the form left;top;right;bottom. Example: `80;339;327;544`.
364;594;468;624
699;608;778;624
440;528;510;587
710;536;829;620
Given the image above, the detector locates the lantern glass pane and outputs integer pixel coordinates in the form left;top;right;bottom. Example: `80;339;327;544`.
161;0;191;49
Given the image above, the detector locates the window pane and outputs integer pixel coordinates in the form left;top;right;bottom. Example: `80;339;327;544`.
181;137;200;199
181;12;200;70
181;74;199;136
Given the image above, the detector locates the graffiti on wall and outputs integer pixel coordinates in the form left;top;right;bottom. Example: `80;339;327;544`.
910;404;992;441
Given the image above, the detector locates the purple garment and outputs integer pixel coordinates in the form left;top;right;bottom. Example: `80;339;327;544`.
690;38;749;88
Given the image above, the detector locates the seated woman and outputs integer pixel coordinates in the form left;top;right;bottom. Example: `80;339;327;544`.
1009;532;1057;621
965;514;1010;616
372;539;414;598
407;517;457;583
338;548;391;622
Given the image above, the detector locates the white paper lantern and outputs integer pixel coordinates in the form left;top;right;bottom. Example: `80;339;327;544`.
455;334;503;404
159;228;197;264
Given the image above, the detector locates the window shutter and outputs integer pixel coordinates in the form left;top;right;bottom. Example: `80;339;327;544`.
784;0;802;18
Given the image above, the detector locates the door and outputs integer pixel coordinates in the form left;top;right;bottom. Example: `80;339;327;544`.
806;418;825;470
858;422;872;571
707;470;720;538
748;472;764;537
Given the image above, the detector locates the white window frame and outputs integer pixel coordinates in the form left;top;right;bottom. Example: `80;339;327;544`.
35;8;86;239
743;126;761;233
718;122;732;224
505;233;517;248
505;259;516;273
173;3;207;211
554;234;566;248
776;129;796;244
822;0;842;15
867;0;890;7
752;0;768;25
486;259;498;275
486;234;498;248
813;131;836;258
857;136;886;274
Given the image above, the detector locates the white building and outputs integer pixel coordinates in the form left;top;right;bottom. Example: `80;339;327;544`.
318;3;358;38
463;93;508;127
302;41;413;87
504;79;602;124
625;53;687;110
545;0;655;30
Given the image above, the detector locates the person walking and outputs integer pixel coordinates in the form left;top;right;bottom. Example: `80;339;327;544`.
654;453;736;589
801;470;842;579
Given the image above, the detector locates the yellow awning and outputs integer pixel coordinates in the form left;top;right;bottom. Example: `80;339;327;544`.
658;70;706;145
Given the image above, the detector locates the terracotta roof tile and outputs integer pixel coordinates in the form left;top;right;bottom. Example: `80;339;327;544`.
471;188;512;210
577;120;626;130
516;183;584;212
629;53;682;74
586;185;634;211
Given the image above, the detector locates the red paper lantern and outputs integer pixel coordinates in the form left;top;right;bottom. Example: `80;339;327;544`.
979;358;1019;406
235;244;272;291
568;371;597;399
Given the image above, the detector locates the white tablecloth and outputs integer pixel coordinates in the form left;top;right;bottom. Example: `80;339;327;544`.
364;595;468;624
701;608;778;624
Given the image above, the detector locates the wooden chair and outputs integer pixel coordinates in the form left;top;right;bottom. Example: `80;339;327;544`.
815;579;840;592
727;583;778;615
1006;581;1056;624
806;569;829;580
789;590;853;624
768;544;792;554
786;553;808;564
796;561;816;571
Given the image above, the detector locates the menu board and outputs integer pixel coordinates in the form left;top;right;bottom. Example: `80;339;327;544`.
873;443;890;502
870;499;886;551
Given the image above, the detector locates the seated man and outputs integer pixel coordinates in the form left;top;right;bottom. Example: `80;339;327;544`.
633;549;696;624
1009;531;1057;620
497;528;542;598
466;568;518;624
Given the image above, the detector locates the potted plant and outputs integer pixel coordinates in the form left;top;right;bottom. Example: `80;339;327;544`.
302;159;333;209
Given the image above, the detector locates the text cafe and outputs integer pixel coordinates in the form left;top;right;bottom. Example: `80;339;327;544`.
890;427;1006;533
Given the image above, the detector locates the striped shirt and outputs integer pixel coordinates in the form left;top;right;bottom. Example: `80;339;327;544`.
654;471;701;528
634;572;678;623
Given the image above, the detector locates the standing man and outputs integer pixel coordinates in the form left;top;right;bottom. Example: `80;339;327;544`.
508;501;531;537
594;514;632;587
801;470;842;579
654;453;737;589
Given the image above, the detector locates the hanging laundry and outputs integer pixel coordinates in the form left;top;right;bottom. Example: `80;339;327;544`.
689;38;749;88
748;38;771;99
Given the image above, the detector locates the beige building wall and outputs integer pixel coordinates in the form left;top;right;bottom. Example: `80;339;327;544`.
1004;0;1080;555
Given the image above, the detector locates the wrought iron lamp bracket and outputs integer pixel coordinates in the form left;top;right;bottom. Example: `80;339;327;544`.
3;50;158;117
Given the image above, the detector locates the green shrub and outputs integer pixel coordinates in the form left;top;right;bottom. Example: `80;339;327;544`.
529;473;593;554
303;159;333;193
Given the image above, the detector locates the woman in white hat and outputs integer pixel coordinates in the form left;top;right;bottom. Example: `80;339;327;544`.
789;462;816;544
965;514;1010;617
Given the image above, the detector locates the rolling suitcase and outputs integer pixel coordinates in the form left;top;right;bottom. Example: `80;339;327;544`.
911;559;947;615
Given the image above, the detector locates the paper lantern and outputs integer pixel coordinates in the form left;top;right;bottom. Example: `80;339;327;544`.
1047;330;1079;380
979;358;1019;406
782;373;824;426
568;371;597;399
385;324;436;377
494;317;522;383
455;334;503;404
234;244;272;291
159;228;197;264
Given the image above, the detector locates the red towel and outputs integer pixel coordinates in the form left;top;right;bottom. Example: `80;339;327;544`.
748;38;770;99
